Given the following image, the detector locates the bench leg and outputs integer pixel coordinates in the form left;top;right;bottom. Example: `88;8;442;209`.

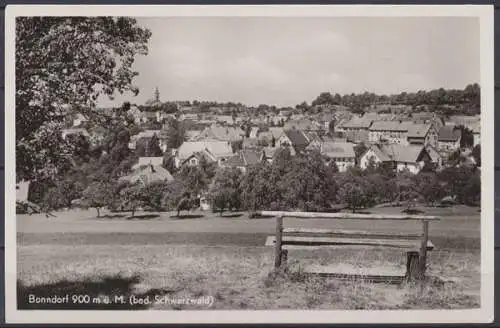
281;249;288;266
406;251;422;282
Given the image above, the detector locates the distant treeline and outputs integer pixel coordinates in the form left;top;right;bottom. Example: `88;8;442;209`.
130;83;480;116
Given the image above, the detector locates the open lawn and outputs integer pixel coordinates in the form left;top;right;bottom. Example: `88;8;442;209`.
18;205;481;250
18;245;480;310
17;205;481;310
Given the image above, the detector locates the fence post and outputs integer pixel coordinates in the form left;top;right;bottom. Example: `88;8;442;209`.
274;216;283;269
418;220;429;280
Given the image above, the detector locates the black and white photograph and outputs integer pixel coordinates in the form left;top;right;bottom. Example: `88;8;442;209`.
5;4;494;324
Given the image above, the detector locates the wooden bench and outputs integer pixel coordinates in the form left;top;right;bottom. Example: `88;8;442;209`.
260;211;440;283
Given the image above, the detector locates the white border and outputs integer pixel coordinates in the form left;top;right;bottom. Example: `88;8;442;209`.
5;4;495;324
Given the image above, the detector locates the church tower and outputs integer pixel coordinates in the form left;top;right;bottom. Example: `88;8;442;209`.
154;86;160;103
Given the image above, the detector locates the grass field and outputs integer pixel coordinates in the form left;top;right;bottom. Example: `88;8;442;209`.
17;205;481;310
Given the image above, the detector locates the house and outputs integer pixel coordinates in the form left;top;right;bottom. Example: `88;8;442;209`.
221;149;261;173
182;149;218;167
174;141;234;168
119;164;174;185
345;129;369;144
192;124;244;142
368;121;410;145
257;127;284;144
131;157;164;171
129;130;168;152
307;140;356;172
438;126;462;152
61;128;90;140
339;116;373;132
411;112;445;129
360;144;431;174
278;129;310;153
407;124;439;148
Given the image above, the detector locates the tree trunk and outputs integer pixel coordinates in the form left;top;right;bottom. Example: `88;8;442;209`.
96;207;100;218
131;208;135;218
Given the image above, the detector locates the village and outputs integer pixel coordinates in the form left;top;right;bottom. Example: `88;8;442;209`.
19;84;480;216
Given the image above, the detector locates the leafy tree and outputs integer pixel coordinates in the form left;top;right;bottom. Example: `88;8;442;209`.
165;118;186;149
209;168;243;214
147;134;163;157
16;17;151;181
412;172;446;206
118;182;148;217
311;92;335;107
81;181;115;217
457;125;474;148
337;174;368;213
279;152;338;211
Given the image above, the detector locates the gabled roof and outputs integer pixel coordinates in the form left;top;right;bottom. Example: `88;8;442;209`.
341;116;373;129
193;125;243;142
438;126;462;142
380;144;426;163
283;129;310;150
182;149;218;164
177;141;233;160
407;124;432;138
320;142;356;158
362;145;392;162
241;149;261;166
119;165;174;185
369;121;409;132
284;118;320;131
425;145;443;162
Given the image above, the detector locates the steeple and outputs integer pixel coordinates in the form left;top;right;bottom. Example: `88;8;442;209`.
154;86;160;103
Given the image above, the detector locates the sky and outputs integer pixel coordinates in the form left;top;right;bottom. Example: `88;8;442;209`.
98;16;480;108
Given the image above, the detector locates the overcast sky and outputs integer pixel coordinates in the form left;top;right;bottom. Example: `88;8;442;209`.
98;16;479;108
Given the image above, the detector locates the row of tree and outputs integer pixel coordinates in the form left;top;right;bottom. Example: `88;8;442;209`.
44;146;479;218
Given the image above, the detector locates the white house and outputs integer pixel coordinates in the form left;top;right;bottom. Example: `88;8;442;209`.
174;141;234;168
368;121;410;145
360;144;431;174
407;124;439;148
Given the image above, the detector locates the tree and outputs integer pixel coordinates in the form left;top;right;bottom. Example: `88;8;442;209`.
337;174;368;213
16;17;151;182
311;92;334;107
412;172;446;206
165;118;186;149
147;134;163;157
81;181;115;217
119;182;148;217
209;168;243;214
457;125;474;149
271;135;276;147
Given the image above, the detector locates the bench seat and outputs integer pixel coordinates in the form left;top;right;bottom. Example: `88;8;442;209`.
265;236;434;251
